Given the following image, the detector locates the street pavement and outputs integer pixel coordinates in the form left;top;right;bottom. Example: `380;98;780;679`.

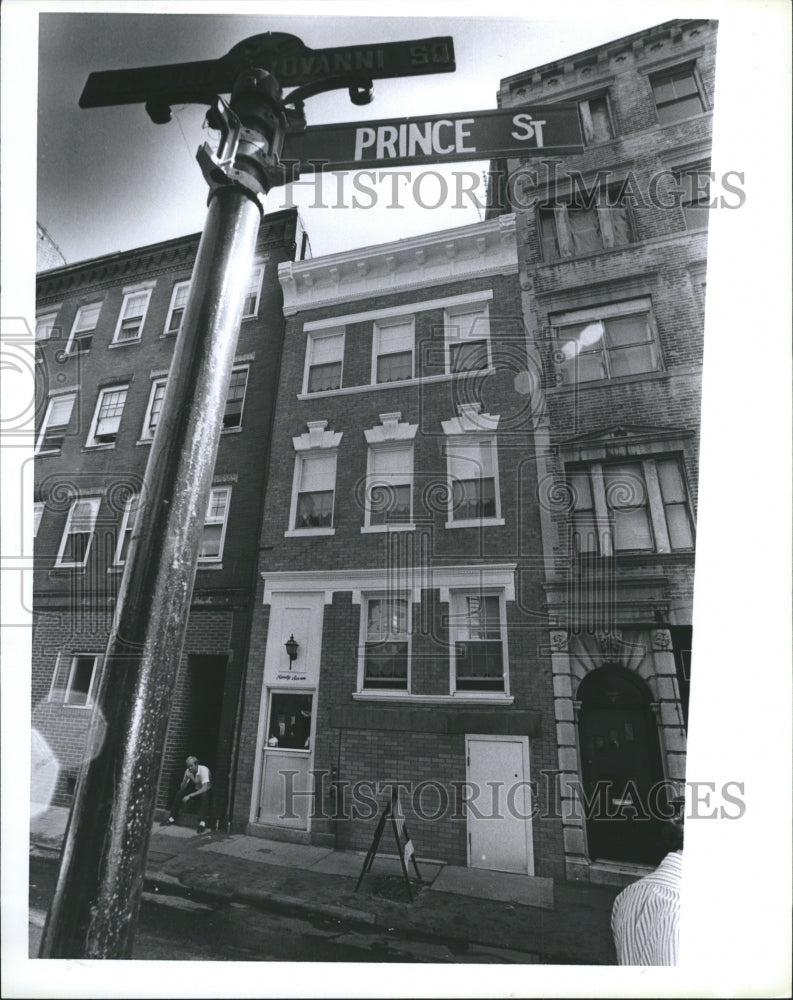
30;806;620;964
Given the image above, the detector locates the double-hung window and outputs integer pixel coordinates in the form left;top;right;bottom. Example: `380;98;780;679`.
305;331;344;393
86;385;128;447
293;453;336;530
373;318;414;384
55;497;100;568
36;311;59;342
446;437;500;524
650;65;705;124
198;487;231;562
164;280;190;334
223;367;249;429
361;595;411;691
538;193;633;261
112;287;152;344
49;653;100;707
445;305;491;373
66;302;102;355
552;299;660;384
242;265;264;319
366;444;413;527
450;592;507;693
114;493;140;566
567;456;694;556
36;392;76;454
674;165;711;231
142;377;167;440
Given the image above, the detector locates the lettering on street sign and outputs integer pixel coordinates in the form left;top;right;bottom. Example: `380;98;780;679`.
280;105;582;173
79;33;455;109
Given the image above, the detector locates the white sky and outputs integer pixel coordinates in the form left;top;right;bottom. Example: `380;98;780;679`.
2;1;792;998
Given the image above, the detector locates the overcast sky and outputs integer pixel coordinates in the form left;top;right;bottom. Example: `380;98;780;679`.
37;6;673;263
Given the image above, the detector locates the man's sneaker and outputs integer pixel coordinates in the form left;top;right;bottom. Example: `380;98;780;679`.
167;817;175;824
197;821;207;833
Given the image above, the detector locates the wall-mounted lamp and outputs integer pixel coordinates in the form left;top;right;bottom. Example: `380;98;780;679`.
284;634;299;662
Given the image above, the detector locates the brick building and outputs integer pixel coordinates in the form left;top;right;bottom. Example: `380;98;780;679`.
32;208;308;820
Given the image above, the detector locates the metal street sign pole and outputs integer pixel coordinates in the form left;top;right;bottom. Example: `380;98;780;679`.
38;33;457;960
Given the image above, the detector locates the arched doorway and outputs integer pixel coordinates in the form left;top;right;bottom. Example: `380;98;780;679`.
578;665;665;865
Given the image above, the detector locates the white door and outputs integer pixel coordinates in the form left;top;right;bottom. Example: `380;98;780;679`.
466;735;534;875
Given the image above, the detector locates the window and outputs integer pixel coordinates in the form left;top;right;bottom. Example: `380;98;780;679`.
142;378;167;440
305;331;344;393
450;593;506;692
36;312;58;341
361;595;410;691
36;392;76;454
366;444;413;527
242;264;264;318
198;486;231;562
114;493;139;566
538;194;632;261
651;66;705;124
293;453;336;530
112;287;152;344
445;305;491;373
223;367;249;429
33;502;44;537
66;302;101;355
567;456;694;556
446;437;500;523
675;167;711;231
267;693;313;749
86;385;128;447
55;497;100;567
49;653;100;707
373;318;414;383
578;94;613;144
164;280;190;334
552;299;659;384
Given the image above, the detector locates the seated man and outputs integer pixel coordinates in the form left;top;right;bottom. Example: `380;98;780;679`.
168;755;212;832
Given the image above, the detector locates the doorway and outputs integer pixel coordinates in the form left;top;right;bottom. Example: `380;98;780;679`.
258;691;314;829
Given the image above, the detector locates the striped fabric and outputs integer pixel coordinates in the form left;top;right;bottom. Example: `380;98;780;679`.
611;850;682;965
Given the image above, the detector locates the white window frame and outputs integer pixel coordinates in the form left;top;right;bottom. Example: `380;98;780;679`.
36;310;59;341
111;284;153;345
198;486;232;563
241;264;264;319
65;302;102;355
551;297;661;385
358;592;412;694
33;501;45;537
85;384;129;449
114;493;140;566
448;590;509;696
445;435;503;528
36;391;77;455
48;652;100;708
141;376;168;441
223;365;249;430
303;329;345;395
287;451;338;536
371;317;415;385
55;496;101;568
444;303;492;375
364;442;414;531
164;279;191;335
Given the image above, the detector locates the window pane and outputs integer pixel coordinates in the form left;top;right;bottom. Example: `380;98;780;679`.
377;321;412;355
64;530;90;564
364;642;408;687
612;508;654;550
310;333;344;364
605;314;650;347
149;382;166;431
609;204;632;246
665;505;694;549
609;344;657;377
450;339;488;372
568;208;602;254
296;490;333;527
683;202;710;230
369;483;411;524
588;96;612;141
198;523;222;558
122;291;149;318
300;454;336;492
268;693;313;749
565;351;607;383
367;598;408;639
308;361;342;392
538;207;560;260
656;95;703;123
74;303;101;332
452;478;496;519
603;464;645;509
66;657;95;706
657;459;686;502
377;351;412;383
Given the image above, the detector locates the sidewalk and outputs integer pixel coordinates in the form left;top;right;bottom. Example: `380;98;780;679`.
30;807;619;964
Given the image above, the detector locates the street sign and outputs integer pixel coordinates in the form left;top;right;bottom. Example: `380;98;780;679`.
280;104;582;173
79;33;455;109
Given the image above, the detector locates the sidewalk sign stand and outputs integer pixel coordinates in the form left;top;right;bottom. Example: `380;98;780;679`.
355;787;422;901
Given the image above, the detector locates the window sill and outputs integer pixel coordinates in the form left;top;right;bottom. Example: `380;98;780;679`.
297;367;497;401
136;438;154;447
108;339;141;349
285;528;335;537
361;524;416;534
221;426;243;435
196;562;224;570
445;518;505;529
160;330;178;339
82;444;116;452
34;449;62;458
548;369;667;392
352;692;514;705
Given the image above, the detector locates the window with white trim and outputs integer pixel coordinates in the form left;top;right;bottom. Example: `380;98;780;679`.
114;493;140;566
66;302;102;355
305;330;344;393
164;280;190;335
446;437;500;523
142;377;167;440
36;311;59;341
361;595;411;691
86;385;128;447
450;592;507;693
366;443;413;527
293;453;336;529
55;497;100;568
198;486;231;562
112;288;152;344
36;392;76;454
650;65;705;124
33;502;44;537
49;653;100;707
372;318;414;384
567;456;695;556
551;298;660;384
538;192;633;261
242;264;264;318
578;93;614;145
444;304;491;373
223;367;249;429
